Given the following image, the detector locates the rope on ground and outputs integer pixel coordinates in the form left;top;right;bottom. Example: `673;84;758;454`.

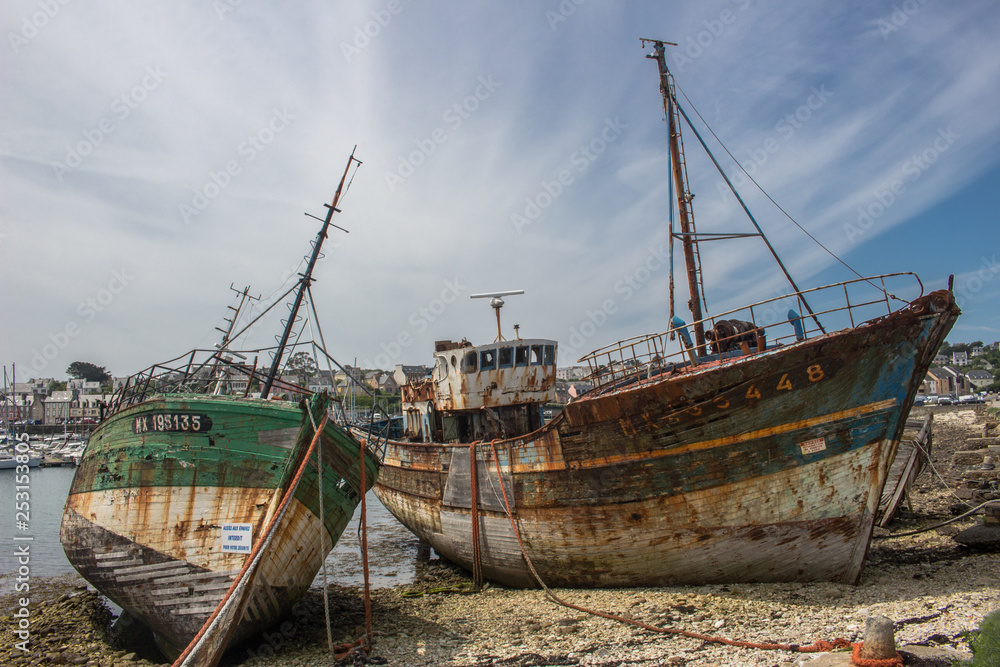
470;441;483;590
483;437;855;657
875;499;1000;539
912;439;977;507
400;583;473;598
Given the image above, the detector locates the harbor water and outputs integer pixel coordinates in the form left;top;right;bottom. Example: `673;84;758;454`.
0;466;424;594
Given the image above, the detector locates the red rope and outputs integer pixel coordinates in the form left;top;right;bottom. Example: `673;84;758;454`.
484;437;856;657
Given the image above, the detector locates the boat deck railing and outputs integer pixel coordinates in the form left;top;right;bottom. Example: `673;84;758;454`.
578;273;924;391
105;348;301;415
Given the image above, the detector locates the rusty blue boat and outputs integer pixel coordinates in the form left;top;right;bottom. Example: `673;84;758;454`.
371;41;959;588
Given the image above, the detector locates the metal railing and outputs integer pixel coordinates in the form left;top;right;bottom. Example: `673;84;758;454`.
103;346;389;460
578;273;923;390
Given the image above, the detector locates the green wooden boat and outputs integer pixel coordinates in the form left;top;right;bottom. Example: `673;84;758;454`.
61;392;376;657
60;151;376;663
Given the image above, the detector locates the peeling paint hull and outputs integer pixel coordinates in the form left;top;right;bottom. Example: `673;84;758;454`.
375;290;958;587
60;394;377;657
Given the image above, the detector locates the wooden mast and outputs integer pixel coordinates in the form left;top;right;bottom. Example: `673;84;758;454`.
260;148;360;399
645;40;707;355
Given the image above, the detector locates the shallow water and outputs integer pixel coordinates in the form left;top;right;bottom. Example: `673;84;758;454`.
316;490;427;590
0;465;424;594
0;466;77;593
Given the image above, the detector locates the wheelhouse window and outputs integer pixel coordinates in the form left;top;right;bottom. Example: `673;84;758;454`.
499;347;513;368
463;350;477;373
530;345;543;365
515;345;529;366
480;348;497;370
544;344;555;366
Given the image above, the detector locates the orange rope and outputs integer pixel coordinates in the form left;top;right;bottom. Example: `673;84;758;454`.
850;642;903;666
173;414;329;667
485;437;854;657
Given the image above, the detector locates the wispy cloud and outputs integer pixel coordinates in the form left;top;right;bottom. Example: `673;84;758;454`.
2;1;998;378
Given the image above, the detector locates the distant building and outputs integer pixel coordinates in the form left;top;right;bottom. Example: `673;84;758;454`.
923;366;971;396
43;390;77;424
951;351;969;366
393;365;430;387
967;370;995;391
0;394;38;423
375;374;399;393
307;370;335;393
70;394;112;422
68;379;102;394
14;379;50;397
932;353;949;365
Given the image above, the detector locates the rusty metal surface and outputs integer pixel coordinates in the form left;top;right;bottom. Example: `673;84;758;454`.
430;338;557;411
375;290;959;587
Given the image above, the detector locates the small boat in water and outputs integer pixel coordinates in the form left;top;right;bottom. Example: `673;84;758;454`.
61;151;378;661
372;42;959;588
0;451;41;469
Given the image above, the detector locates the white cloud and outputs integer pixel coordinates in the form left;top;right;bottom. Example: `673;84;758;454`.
3;1;999;380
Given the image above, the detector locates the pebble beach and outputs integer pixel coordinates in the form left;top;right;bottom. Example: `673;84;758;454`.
2;406;996;667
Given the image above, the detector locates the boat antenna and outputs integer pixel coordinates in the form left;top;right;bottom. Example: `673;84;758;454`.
470;290;524;342
210;284;258;394
642;38;708;356
260;147;361;399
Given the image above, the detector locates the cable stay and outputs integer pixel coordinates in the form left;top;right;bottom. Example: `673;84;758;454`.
260;147;362;398
643;39;830;338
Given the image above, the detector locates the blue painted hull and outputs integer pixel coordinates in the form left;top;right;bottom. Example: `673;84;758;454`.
375;289;959;586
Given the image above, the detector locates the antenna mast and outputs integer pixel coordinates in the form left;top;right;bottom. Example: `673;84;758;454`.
470;290;524;342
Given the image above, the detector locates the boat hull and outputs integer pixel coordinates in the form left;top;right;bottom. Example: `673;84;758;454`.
61;394;377;656
375;290;958;587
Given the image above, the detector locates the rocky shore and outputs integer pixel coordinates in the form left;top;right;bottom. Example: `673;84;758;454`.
3;406;997;667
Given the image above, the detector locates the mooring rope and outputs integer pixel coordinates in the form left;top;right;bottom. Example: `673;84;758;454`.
173;413;329;667
483;438;863;658
306;410;335;654
469;441;483;590
876;498;1000;539
331;437;374;662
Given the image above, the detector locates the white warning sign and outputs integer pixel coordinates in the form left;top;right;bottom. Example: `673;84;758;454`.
221;523;253;553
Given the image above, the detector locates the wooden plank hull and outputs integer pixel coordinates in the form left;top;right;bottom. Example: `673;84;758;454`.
375;290;958;587
61;394;377;656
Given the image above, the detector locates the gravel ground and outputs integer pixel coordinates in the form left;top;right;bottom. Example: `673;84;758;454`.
3;406;996;667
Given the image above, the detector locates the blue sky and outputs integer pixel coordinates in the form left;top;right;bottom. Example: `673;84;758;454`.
2;1;999;381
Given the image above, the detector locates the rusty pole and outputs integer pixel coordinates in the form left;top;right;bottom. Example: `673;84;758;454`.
645;40;706;355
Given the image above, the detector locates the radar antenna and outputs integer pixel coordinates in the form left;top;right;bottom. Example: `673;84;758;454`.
470;290;524;342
